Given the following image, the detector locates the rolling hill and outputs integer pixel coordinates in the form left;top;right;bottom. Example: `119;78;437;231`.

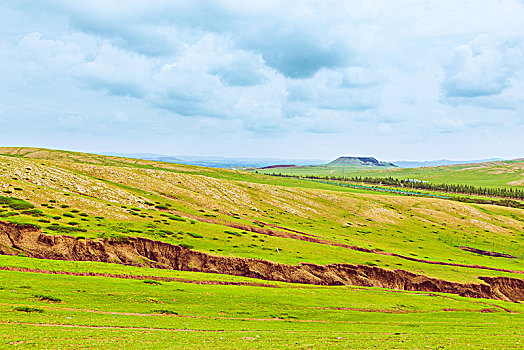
0;147;522;348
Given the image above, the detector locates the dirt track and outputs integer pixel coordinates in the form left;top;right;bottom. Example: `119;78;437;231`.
0;221;523;302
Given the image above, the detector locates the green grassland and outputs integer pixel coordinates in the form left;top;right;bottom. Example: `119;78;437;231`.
0;257;522;349
0;147;523;348
257;160;524;189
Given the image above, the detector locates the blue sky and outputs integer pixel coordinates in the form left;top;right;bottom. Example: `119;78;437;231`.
1;0;523;161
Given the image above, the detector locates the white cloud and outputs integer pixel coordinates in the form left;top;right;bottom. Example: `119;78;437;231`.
441;34;523;102
1;1;524;159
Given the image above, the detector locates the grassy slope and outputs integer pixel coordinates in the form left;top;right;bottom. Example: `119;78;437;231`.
0;147;523;348
258;160;524;189
0;147;522;280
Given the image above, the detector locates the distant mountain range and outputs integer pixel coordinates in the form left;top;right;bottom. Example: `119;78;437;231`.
102;153;327;169
101;152;506;169
390;158;504;168
328;156;396;167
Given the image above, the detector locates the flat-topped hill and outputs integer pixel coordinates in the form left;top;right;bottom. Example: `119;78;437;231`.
328;156;396;167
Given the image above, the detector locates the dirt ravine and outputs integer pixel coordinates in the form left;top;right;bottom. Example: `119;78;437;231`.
0;222;522;302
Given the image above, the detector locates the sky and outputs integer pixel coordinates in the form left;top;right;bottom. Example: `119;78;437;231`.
1;0;523;161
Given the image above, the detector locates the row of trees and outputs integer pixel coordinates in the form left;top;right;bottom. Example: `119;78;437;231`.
270;174;524;200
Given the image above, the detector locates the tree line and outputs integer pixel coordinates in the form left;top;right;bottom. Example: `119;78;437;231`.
269;173;524;200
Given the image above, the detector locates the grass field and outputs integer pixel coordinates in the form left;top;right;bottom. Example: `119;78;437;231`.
0;257;522;349
0;147;522;348
257;160;524;189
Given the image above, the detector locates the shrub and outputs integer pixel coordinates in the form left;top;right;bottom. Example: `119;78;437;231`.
63;213;74;218
179;243;193;249
186;232;203;238
14;306;43;313
225;230;241;236
0;212;19;217
153;309;178;315
21;209;45;217
34;294;61;302
155;205;168;210
167;215;185;222
143;280;162;285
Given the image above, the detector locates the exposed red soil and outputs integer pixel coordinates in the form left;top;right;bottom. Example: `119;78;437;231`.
385;252;522;274
0;221;522;301
460;246;517;259
0;321;212;332
259;165;296;169
314;307;501;314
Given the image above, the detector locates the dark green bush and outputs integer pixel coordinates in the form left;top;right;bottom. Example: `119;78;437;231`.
186;232;203;238
20;209;45;217
143;280;162;285
34;294;61;302
153;309;178;315
14;306;43;313
167;215;185;222
0;212;19;217
224;230;241;236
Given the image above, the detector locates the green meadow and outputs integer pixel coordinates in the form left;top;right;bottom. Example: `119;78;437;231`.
0;258;522;349
257;160;524;189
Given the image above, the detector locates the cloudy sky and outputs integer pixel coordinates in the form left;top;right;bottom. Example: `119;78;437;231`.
1;1;523;161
